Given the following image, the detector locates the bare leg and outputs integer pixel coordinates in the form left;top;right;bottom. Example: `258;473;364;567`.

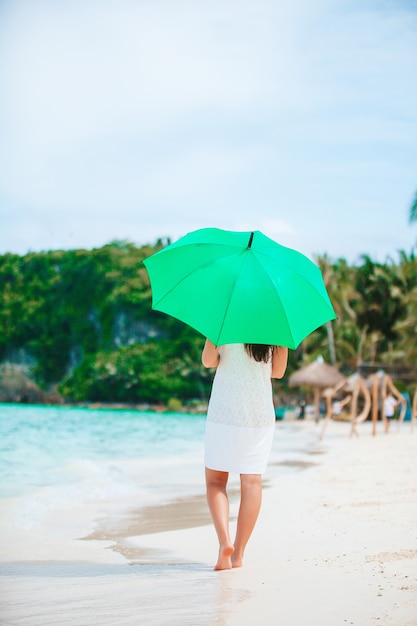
231;474;262;568
205;468;234;570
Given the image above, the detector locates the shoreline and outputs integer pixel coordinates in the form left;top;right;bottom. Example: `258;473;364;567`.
1;420;416;625
0;399;208;413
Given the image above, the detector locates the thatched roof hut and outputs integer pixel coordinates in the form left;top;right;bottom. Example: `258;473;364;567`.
289;357;345;419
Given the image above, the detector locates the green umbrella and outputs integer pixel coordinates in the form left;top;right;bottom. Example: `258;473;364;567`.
143;228;336;349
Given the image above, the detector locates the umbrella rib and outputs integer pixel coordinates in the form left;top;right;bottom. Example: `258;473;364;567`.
255;249;332;307
255;248;336;316
247;252;299;347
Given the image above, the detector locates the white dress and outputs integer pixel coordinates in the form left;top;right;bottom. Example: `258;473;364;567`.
204;344;275;474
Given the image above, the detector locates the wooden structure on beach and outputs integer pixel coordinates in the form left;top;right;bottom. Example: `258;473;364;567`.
319;371;416;440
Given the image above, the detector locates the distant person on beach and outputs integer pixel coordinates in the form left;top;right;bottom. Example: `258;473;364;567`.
202;340;288;570
383;390;398;433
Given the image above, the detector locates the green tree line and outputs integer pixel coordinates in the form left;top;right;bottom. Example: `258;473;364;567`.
0;240;416;405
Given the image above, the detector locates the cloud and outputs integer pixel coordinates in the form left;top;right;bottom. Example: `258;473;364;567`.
0;0;310;145
0;0;416;262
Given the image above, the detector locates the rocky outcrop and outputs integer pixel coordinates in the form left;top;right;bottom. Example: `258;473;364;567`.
0;364;64;404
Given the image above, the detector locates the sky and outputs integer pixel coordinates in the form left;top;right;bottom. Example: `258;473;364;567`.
0;0;416;264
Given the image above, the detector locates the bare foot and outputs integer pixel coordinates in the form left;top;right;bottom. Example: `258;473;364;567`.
214;543;234;570
231;555;243;568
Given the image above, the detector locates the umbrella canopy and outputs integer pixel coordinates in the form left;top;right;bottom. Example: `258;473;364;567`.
143;228;336;349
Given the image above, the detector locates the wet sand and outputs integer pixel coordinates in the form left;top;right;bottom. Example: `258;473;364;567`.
1;420;416;625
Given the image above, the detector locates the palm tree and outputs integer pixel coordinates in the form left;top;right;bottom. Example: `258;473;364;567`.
390;250;417;365
410;191;417;222
316;254;361;367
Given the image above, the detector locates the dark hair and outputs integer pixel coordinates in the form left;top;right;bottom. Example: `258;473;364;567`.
244;344;274;363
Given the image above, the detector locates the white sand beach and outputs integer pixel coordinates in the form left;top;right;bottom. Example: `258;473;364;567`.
1;419;416;626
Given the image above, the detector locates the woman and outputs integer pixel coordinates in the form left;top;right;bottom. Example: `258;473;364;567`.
202;339;288;570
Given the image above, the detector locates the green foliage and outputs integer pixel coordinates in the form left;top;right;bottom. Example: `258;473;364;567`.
167;397;183;411
354;255;405;340
1;242;416;403
59;341;209;404
315;251;417;368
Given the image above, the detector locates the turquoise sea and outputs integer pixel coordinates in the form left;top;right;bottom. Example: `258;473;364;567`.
0;404;318;532
0;404;325;626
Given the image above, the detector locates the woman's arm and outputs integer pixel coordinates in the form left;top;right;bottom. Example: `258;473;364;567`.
271;346;288;379
202;339;220;368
